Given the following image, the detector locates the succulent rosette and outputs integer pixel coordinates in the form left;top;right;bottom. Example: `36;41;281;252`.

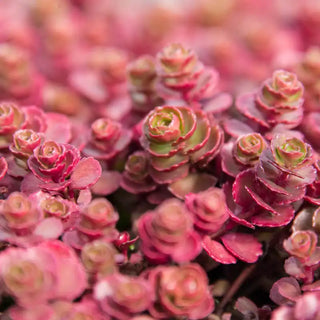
185;187;230;234
148;263;214;319
64;198;119;250
28;140;101;191
94;273;152;320
120;150;156;194
0;240;87;306
81;239;117;278
77;198;119;237
0;191;66;246
0;246;57;306
283;230;319;260
137;198;201;263
0;192;42;234
9;129;44;167
295;47;320;112
22;106;47;133
140;105;224;184
0;43;39;100
156;43;219;102
282;231;320;283
236;70;304;129
37;193;79;230
88;47;128;86
233;134;316;220
83;117;132;160
28;141;79;185
221;132;267;177
255;134;315;203
0;101;26;148
127;55;163;113
157;43;202;92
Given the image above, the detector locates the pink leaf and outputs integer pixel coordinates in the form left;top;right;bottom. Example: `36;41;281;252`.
250;206;294;227
21;173;41;195
69;69;108;103
34;217;63;239
169;172;217;199
223;119;254;138
232;169;256;207
221;233;263;263
270;277;301;305
70;157;102;190
203;92;233;114
171;231;202;263
0;157;8;180
202;236;237;264
235;297;258;318
45;112;72;143
77;189;92;206
91;170;121;196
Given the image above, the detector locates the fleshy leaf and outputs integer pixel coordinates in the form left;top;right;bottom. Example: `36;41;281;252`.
34;217;64;239
45;113;72;144
91;170;121;196
169;172;217;199
202;236;237;264
0;157;8;180
223;119;254;138
70;157;102;190
221;233;263;263
203;93;233;114
250;206;294;227
270;277;301;305
235;297;259;319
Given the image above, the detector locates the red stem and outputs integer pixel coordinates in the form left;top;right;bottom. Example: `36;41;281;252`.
216;264;256;316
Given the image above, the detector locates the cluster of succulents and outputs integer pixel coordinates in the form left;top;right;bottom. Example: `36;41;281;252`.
1;0;320;319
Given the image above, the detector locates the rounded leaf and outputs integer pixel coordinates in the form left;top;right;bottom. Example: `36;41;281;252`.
70;157;102;190
221;233;263;263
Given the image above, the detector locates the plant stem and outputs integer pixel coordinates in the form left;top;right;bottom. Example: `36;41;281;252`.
216;264;256;316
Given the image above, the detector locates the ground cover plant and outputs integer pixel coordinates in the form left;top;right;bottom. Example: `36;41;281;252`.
0;0;320;319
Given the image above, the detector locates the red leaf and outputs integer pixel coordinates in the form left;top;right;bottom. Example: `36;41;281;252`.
45;112;72;143
221;232;263;263
91;170;121;196
202;236;237;264
70;157;102;190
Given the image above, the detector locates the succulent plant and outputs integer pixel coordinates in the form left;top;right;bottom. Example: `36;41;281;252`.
295;47;320;112
127;55;163;113
148;263;214;319
156;43;219;102
94;273;152;320
185;187;230;234
120;150;156;194
140;105;223;184
221;132;267;177
232;134;316;227
236;70;304;129
83;117;132;161
28;141;101;191
138;198;201;263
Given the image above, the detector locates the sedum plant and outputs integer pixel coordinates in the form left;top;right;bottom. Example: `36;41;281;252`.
0;1;320;319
